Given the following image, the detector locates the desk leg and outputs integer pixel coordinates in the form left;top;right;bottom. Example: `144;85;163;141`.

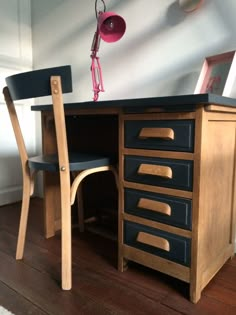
42;114;61;238
190;283;201;304
44;171;61;238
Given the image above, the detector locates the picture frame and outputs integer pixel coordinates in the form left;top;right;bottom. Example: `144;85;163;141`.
194;50;236;96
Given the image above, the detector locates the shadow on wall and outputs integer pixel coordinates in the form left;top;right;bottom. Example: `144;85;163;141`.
32;0;205;99
0;154;22;179
214;0;236;46
0;152;42;199
32;0;125;67
166;0;188;26
73;0;194;100
108;69;200;99
103;0;234;99
32;0;189;98
169;71;200;95
32;0;234;101
104;0;188;64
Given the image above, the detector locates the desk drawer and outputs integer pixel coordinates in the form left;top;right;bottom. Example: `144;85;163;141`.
124;120;194;152
124;220;191;266
124;156;193;191
125;188;192;230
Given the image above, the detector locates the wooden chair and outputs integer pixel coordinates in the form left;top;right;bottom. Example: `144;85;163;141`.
2;65;118;290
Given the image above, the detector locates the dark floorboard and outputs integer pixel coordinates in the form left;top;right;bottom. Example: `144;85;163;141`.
0;198;235;315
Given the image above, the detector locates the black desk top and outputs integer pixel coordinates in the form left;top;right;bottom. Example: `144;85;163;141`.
31;93;236;112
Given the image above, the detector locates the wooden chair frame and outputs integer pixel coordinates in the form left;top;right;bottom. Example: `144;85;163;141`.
3;69;118;290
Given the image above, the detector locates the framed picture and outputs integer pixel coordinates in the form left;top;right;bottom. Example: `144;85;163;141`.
194;50;236;96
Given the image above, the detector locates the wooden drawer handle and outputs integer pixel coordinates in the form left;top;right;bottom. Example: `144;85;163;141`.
137;232;170;252
137;198;171;216
139;128;174;140
138;164;172;179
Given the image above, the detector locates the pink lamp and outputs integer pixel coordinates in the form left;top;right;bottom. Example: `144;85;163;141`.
90;0;126;101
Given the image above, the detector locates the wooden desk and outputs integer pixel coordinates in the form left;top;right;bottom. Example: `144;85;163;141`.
32;93;236;303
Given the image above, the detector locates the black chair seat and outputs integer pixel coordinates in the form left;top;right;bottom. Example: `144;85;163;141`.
28;153;115;172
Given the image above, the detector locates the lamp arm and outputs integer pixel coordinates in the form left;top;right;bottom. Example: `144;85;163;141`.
90;29;104;101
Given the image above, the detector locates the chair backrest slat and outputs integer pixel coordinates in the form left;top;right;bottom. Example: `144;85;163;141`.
3;65;73;178
5;65;72;100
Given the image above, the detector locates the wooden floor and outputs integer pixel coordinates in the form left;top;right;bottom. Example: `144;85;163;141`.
0;198;236;315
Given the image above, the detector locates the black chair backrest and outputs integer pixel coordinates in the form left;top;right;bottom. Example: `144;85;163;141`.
5;65;72;100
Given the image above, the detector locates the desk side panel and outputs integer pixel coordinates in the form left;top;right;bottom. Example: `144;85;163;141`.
197;111;236;292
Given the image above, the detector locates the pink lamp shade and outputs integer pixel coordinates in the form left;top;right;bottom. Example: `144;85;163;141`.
98;11;126;43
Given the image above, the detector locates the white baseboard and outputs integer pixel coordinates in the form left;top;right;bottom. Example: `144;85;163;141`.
0;186;22;206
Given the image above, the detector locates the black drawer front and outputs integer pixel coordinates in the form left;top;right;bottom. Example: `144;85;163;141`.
125;188;192;230
124;120;194;152
124;221;191;266
124;155;193;191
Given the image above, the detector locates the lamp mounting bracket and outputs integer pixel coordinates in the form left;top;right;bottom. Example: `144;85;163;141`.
95;0;106;19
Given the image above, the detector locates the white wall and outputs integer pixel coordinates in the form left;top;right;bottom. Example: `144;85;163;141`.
31;0;236;102
0;0;33;205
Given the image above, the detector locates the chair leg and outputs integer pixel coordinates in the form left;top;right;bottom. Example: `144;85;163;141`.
71;166;119;234
76;184;84;232
60;183;72;290
76;185;98;232
71;172;84;233
16;178;31;260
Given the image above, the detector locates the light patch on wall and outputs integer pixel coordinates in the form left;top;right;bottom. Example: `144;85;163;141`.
0;0;20;58
31;0;236;101
101;0;232;99
0;67;36;154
